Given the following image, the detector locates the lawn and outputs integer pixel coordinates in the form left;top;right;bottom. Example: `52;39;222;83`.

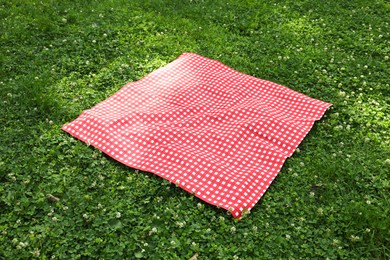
1;0;389;258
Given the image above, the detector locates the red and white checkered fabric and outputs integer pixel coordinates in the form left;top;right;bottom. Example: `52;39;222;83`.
62;53;331;219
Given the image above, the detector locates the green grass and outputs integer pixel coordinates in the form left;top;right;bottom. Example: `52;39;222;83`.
1;0;389;258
